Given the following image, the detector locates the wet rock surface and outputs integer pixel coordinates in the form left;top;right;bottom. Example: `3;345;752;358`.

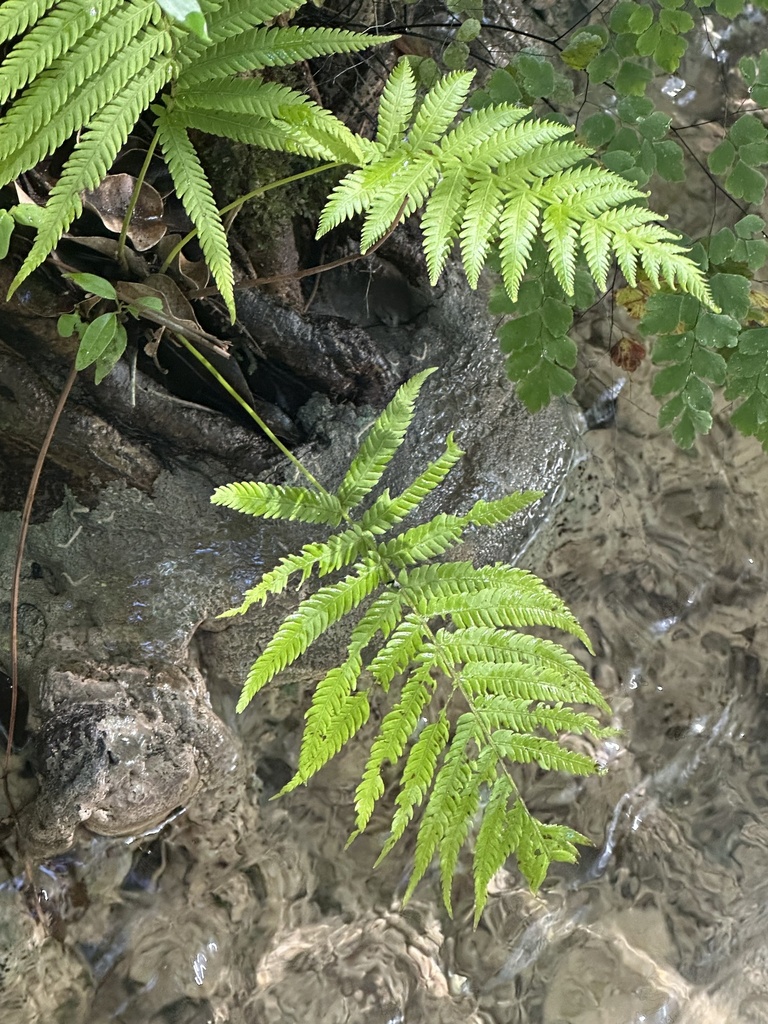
0;263;583;1022
17;663;233;858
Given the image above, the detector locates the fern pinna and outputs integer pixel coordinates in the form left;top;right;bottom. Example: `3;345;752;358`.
212;370;614;920
0;0;391;316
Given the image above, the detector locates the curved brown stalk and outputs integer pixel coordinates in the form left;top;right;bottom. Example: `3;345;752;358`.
3;361;78;814
192;197;411;300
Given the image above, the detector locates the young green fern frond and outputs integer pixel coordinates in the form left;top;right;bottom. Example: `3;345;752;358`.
0;0;60;44
353;662;436;833
176;26;390;84
237;560;385;709
2;0;393;300
0;0;125;105
10;58;173;289
287;655;370;787
183;0;306;47
155;103;236;319
311;57;715;310
215;371;612;918
375;57;417;153
376;713;450;860
211;480;345;526
0;21;171;186
175;77;310;119
337;368;436;510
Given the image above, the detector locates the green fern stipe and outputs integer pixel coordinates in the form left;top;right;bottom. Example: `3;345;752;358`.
214;371;613;918
313;57;715;310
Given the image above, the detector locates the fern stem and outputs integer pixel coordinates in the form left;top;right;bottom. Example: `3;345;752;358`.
117;129;160;266
172;331;332;498
158;161;343;273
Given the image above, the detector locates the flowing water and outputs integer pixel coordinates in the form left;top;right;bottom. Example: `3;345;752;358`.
4;351;768;1024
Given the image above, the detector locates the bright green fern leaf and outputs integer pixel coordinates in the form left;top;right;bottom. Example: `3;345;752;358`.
176;26;391;84
1;0;393;301
337;368;436;510
311;57;715;310
10;57;174;291
376;57;417;152
0;0;61;44
211;480;345;525
215;371;612;919
154;102;236;319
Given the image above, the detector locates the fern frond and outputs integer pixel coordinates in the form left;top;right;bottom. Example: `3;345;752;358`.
437;626;607;708
377;513;467;567
216;371;611;917
155;105;235;319
377;713;450;861
493;730;600;775
311;59;713;309
220;550;318;618
211;480;344;525
439;104;530;162
402;579;590;645
10;59;173;292
316;168;371;236
580;217;613;290
535;165;644;206
464;491;542;527
359;154;438;251
376;57;417;153
171;107;296;154
178;26;391;84
175;77;308;118
497;138;589;182
408;70;475;151
403;713;479;906
0;22;171;187
460;660;597;708
337;368;436;510
516;811;589;891
471;695;614;740
221;525;375;618
353;662;435;833
286;654;369;784
498;192;541;300
280;102;378;165
422;170;469;283
472;774;517;923
461;175;503;288
368;614;426;688
347;588;404;653
238;560;384;707
541;202;579;293
359;433;465;533
465;118;573;172
0;0;60;44
190;0;307;45
0;0;127;105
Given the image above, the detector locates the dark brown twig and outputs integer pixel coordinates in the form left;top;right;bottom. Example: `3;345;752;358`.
192;196;411;299
3;361;79;814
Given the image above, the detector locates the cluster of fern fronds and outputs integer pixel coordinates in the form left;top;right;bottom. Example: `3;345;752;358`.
1;0;714;322
0;0;390;315
212;369;614;919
